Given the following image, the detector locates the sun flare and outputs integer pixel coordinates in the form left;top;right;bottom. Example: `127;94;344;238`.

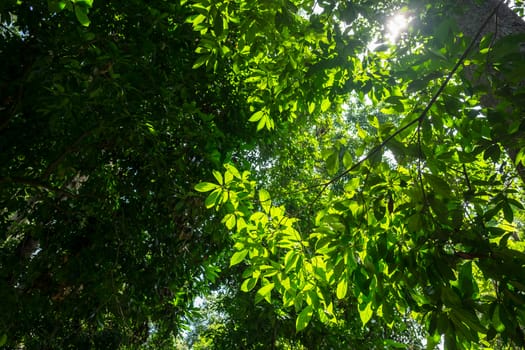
386;13;411;42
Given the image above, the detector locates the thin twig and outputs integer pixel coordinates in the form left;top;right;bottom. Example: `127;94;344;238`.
416;118;428;205
462;163;473;192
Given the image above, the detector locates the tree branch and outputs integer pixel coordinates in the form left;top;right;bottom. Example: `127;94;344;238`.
0;176;75;198
42;128;95;179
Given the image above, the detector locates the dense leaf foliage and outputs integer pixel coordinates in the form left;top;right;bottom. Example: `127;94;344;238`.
192;0;525;348
0;0;256;347
1;0;525;349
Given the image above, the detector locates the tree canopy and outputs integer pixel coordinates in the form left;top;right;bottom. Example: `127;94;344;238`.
1;0;525;349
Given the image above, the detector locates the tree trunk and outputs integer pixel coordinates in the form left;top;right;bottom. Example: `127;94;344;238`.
452;0;525;182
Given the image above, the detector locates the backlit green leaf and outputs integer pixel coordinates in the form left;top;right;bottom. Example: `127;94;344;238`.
249;110;264;122
241;277;258;292
308;102;316;114
205;189;221;208
359;301;373;326
336;278;348;299
259;189;271;213
222;213;236;230
296;305;314;331
321;98;331;112
212;170;223;185
256;283;275;304
195;182;219;192
230;249;248;266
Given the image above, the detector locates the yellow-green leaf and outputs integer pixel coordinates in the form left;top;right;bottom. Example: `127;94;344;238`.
224;163;241;179
321;98;331;112
359;301;373;325
241;277;258;292
336;279;348;299
195;182;219;192
205;189;221;208
230;249;248;266
224;170;233;184
212;170;223;185
257;116;266;131
259;189;271;213
308;102;316;114
222;213;236;230
296;305;314;331
249;110;264;122
256;283;275;304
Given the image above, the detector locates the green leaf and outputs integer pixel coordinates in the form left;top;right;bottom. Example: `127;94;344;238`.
343;151;353;168
48;0;67;12
424;173;451;197
186;13;206;26
255;283;275;304
222;213;236;230
444;331;458;350
259;189;271;213
205;189;222;209
284;251;299;273
224;170;233;184
308;102;316;114
452;308;486;334
502;201;514;222
230;249;248;266
515;148;525;166
74;0;93;6
321;98;331;112
256;115;268;131
249;110;264;122
407;213;423;232
492;304;506;333
359;301;373;325
195;182;219;192
74;5;90;26
0;334;6;347
326;152;339;176
296;305;314;331
426;333;442;350
484;144;501;162
241;277;258;292
212;170;223;185
336;278;348;299
458;262;474;298
204;264;220;283
192;55;208;69
224;163;241;179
